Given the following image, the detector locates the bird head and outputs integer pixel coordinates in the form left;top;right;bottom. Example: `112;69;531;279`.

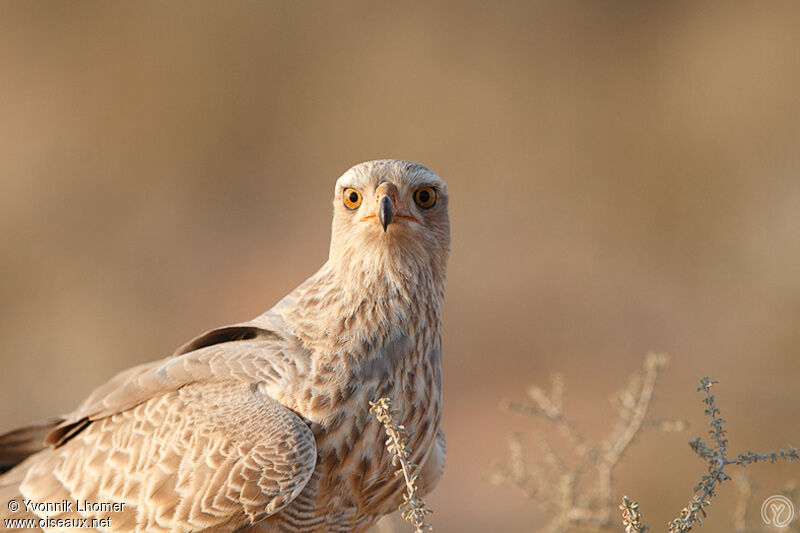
329;160;450;281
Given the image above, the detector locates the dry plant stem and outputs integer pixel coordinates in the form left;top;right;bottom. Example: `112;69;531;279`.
732;474;752;533
492;354;797;533
606;359;659;460
728;473;799;533
369;397;433;533
622;378;799;533
490;353;683;533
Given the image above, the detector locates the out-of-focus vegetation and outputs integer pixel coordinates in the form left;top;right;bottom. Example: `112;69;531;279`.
2;2;800;530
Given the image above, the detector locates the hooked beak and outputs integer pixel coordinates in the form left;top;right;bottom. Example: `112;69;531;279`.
359;181;419;230
378;195;394;232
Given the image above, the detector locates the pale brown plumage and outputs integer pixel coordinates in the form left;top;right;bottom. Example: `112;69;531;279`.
0;160;449;532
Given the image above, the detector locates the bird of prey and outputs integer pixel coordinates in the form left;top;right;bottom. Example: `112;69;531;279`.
0;160;449;532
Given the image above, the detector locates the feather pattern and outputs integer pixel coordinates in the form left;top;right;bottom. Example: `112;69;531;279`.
0;160;449;532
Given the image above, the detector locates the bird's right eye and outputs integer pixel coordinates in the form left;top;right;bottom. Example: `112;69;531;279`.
343;188;362;209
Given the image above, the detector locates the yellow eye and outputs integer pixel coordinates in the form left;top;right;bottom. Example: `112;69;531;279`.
343;188;362;209
413;186;436;209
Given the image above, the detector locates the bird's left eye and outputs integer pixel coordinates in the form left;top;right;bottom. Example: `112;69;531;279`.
343;188;362;209
413;187;437;209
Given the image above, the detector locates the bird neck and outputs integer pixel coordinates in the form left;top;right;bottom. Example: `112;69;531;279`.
283;254;446;359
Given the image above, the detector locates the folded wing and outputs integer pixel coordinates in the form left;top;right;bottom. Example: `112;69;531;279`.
21;377;315;531
5;326;315;532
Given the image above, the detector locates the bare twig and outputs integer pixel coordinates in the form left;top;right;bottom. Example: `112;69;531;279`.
490;353;683;532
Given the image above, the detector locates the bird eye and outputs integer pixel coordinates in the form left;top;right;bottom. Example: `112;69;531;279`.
343;188;362;209
413;187;436;209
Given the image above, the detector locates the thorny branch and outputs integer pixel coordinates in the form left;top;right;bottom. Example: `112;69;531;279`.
622;378;798;533
490;354;798;533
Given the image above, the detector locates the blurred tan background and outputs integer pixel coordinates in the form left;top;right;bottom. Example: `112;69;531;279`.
1;2;799;531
